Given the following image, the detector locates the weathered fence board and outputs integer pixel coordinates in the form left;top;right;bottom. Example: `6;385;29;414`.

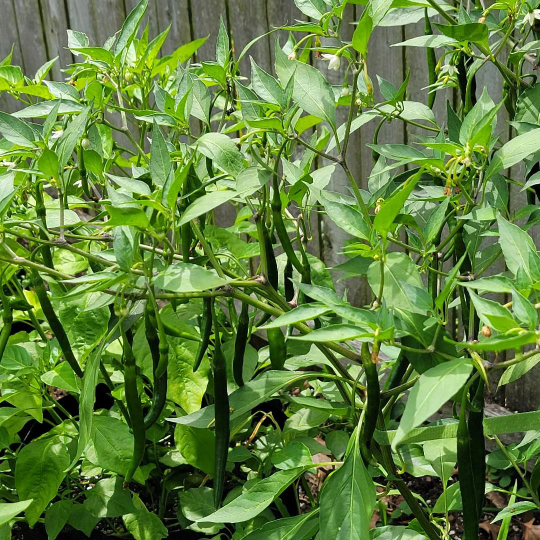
0;0;535;409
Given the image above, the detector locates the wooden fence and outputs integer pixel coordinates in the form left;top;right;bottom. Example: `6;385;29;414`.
0;0;533;410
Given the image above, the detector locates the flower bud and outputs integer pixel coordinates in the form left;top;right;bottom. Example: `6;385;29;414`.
481;325;492;338
81;137;91;150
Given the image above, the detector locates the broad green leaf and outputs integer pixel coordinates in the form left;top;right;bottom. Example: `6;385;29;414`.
86;415;144;481
170;371;318;428
154;262;228;292
260;304;331;329
469;291;519;333
499;353;540;387
435;22;488;45
367;252;426;313
392;359;473;450
271;442;313;470
178;487;216;522
497;214;539;281
106;206;150;228
294;0;328;19
45;500;73;540
432;481;462;513
292;61;336;128
424;198;449;246
423;439;457;485
0;112;35;147
149;120;171;187
393;35;457;48
84;477;136;518
372;526;428;539
198;468;304;523
113;0;149;55
0;500;33;526
243;510;319;540
0;172;16;219
178;190;237;226
38;148;59;178
15;435;70;526
56;106;90;169
123;494;168;540
290;323;372;342
352;12;373;56
174;424;215;475
492;501;537;523
41;362;80;393
196;133;244;176
371;0;394;26
70;339;111;471
487;128;540;179
236;166;272;197
319;438;376;539
167;337;209;413
373;168;421;237
250;57;285;107
320;192;370;241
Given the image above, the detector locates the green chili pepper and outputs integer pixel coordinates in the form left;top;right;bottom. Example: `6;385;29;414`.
271;145;304;276
469;379;486;523
0;274;13;364
32;270;83;378
267;327;286;370
457;383;481;540
35;183;55;271
194;297;212;372
263;224;278;290
360;342;380;463
122;327;145;484
233;302;249;387
211;299;230;509
424;10;437;109
161;320;201;342
143;302;168;430
284;259;294;302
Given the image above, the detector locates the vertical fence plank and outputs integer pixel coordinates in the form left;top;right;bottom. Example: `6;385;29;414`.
65;0;97;43
41;0;73;81
156;0;192;55
0;0;24;112
228;0;272;73
358;25;406;185
190;0;227;61
12;0;48;78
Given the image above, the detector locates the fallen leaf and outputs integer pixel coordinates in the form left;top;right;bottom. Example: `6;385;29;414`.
479;520;500;540
524;518;540;540
486;490;507;509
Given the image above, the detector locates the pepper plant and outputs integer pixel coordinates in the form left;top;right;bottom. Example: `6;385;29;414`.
2;0;540;538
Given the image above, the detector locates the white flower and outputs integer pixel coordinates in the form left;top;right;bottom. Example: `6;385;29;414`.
287;51;297;61
524;9;540;25
74;179;83;188
322;53;341;71
50;130;64;140
341;85;350;97
440;64;458;76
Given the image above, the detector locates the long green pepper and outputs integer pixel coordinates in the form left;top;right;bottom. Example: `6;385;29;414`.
457;383;482;540
32;270;83;378
211;300;230;509
267;327;286;370
122;328;145;485
0;274;13;363
360;342;380;462
233;302;249;386
143;301;168;430
193;297;212;372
